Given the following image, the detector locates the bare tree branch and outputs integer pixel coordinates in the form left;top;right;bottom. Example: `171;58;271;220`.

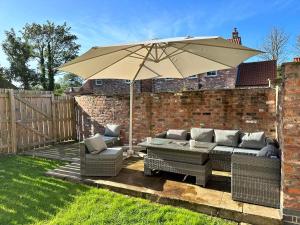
260;27;289;64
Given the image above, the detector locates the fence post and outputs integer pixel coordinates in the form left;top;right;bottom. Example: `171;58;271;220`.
51;93;57;143
71;97;77;141
8;89;17;153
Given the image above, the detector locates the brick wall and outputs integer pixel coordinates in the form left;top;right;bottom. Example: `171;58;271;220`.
75;87;276;144
280;62;300;225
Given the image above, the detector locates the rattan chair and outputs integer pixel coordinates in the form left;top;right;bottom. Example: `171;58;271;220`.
80;142;123;177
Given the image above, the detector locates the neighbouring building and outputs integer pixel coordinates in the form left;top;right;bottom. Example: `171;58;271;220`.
67;28;277;96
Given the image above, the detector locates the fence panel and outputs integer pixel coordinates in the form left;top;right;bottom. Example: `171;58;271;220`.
0;89;76;153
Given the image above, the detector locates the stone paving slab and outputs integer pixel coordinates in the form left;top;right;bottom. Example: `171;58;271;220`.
22;143;281;225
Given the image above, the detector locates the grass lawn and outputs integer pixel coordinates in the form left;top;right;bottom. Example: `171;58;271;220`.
0;155;236;225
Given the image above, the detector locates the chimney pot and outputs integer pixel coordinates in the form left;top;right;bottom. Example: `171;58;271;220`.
294;57;300;62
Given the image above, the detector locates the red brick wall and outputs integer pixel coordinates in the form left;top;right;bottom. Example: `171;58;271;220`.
75;88;276;144
280;62;300;223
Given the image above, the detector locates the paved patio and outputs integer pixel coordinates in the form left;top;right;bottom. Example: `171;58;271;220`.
23;143;281;225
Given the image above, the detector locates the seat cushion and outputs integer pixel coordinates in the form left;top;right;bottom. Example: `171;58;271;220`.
166;129;187;140
84;133;107;154
214;129;240;147
104;124;121;137
257;145;280;158
239;132;266;149
191;128;214;142
233;147;260;156
102;135;118;144
86;147;123;160
212;146;234;155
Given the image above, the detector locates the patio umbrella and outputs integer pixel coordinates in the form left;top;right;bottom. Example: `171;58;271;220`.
58;36;261;153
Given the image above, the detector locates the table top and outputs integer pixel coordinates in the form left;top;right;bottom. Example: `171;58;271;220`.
138;138;216;154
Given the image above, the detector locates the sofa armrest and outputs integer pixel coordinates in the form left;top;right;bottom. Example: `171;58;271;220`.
155;131;167;138
80;142;87;162
231;154;281;180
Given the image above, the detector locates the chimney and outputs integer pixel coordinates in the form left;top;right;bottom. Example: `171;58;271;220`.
294;57;300;62
229;28;242;45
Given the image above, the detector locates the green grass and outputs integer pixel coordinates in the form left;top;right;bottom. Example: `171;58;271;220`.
0;155;236;225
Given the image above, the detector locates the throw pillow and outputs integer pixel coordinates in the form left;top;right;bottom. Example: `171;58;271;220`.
191;128;214;142
239;131;266;149
214;129;240;147
84;133;107;154
104;124;121;137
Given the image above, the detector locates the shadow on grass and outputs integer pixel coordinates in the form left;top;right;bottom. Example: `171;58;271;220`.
0;155;89;225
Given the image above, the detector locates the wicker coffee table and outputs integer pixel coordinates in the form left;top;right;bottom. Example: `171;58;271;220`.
138;138;216;187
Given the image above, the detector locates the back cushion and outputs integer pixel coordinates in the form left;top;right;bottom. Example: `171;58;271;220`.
166;129;187;140
214;129;240;147
84;133;107;154
191;128;214;142
104;124;121;137
239;132;266;149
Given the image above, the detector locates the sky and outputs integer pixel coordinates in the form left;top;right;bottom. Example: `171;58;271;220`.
0;0;299;67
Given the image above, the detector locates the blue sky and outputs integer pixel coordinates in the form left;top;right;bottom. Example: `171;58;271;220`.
0;0;299;67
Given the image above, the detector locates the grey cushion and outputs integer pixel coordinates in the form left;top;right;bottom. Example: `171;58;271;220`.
214;129;240;147
166;129;187;140
239;132;266;149
104;124;121;137
86;147;123;160
233;147;260;156
84;133;107;154
257;145;280;158
101;135;118;144
212;146;234;155
191;128;214;142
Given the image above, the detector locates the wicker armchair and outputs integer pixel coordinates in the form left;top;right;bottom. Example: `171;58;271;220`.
231;154;281;208
80;142;123;177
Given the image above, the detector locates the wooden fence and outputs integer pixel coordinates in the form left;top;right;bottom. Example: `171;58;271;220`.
0;89;76;153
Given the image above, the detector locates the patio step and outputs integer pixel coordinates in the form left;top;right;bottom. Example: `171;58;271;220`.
45;160;281;225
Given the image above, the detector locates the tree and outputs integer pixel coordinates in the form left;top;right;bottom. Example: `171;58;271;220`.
2;29;37;89
261;27;289;64
23;21;80;91
54;73;83;96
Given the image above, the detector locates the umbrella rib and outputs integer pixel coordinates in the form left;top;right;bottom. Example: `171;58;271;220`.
84;45;145;80
59;45;143;69
132;44;155;81
160;44;185;79
169;44;234;68
172;41;262;52
143;65;163;78
159;44;189;61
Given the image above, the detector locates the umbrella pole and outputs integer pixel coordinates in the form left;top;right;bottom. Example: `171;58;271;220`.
128;81;134;156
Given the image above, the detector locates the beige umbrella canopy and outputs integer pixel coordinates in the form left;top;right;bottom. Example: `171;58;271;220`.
58;36;262;152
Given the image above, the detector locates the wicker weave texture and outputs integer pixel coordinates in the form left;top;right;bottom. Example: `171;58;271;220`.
210;153;231;172
144;156;211;187
147;148;208;165
231;154;280;208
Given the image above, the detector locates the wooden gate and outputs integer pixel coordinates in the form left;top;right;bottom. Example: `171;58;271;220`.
0;89;76;153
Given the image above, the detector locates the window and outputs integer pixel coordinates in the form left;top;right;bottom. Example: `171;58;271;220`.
95;79;103;85
206;71;218;77
187;75;197;79
124;80;131;84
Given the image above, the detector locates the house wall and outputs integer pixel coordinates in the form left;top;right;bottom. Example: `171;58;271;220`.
75;87;276;144
279;62;300;224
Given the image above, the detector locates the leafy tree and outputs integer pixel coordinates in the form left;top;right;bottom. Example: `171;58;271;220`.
260;27;289;64
54;73;83;95
23;21;80;91
2;29;37;89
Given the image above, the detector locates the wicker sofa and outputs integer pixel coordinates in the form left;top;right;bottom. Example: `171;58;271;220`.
156;129;275;172
231;154;281;208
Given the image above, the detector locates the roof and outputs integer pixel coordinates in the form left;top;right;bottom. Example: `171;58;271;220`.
236;60;277;87
0;76;17;89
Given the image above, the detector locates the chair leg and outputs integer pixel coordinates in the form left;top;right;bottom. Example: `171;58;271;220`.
144;166;152;176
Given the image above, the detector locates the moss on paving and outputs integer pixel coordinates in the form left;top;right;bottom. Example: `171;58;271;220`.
0;155;236;225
